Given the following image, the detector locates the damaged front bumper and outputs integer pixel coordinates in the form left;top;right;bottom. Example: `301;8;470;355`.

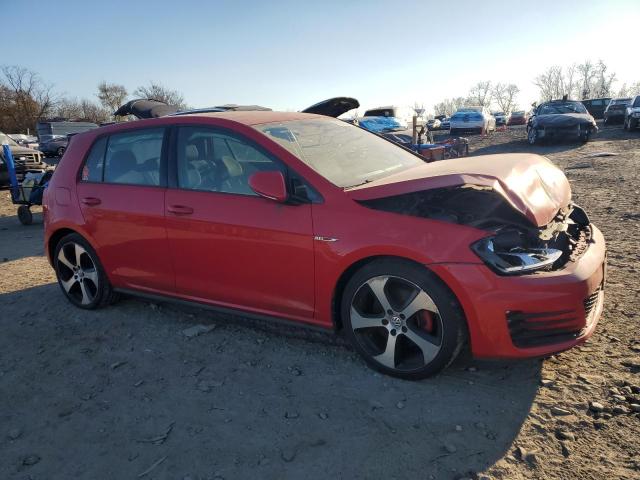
429;224;606;358
536;123;598;139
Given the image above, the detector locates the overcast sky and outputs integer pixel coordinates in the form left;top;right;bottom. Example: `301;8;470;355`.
4;0;639;114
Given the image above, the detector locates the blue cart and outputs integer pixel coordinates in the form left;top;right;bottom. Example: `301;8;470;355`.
2;144;51;225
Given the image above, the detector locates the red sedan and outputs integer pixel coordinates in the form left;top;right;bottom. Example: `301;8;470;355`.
43;111;605;379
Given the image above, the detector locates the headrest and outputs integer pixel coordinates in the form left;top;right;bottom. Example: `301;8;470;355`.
221;155;243;177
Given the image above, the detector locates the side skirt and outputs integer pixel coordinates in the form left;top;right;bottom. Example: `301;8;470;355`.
114;287;335;335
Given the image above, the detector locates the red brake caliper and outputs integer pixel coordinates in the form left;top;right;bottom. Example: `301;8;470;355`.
418;310;435;333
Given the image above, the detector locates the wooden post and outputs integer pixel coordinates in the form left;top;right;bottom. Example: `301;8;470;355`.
412;115;417;145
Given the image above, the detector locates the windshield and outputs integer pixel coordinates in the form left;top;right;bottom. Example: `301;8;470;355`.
256;118;423;188
0;133;19;146
538;102;587;115
634;97;640;107
358;116;406;133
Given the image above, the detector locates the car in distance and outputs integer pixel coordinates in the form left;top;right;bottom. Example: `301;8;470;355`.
623;95;640;131
426;118;442;130
492;111;509;126
449;107;496;135
440;117;450;130
0;131;47;186
603;98;631;125
527;100;597;145
43;111;606;379
507;111;528;126
581;97;611;120
38;135;69;157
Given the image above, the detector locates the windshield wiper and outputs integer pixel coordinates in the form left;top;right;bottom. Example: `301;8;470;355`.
344;179;373;189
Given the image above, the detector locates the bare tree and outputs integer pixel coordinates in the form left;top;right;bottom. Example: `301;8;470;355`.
55;98;111;124
467;81;492;107
433;97;467;116
577;60;598;99
97;82;128;114
0;65;56;133
133;82;187;109
592;60;616;97
492;83;520;114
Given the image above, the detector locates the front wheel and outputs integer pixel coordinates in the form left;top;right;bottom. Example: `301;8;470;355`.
341;260;466;380
57;147;65;157
54;233;118;309
527;127;538;145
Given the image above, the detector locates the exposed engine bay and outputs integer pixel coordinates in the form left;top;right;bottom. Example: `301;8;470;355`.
360;185;592;274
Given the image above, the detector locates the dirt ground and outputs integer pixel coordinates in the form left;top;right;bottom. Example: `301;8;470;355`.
1;123;639;480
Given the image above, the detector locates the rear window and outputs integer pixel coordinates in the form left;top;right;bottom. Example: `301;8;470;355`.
81;128;165;186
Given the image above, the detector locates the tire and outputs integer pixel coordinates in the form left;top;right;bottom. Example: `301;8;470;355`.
527;127;538;145
17;205;32;225
341;259;467;380
53;233;118;309
580;127;591;143
57;147;65;157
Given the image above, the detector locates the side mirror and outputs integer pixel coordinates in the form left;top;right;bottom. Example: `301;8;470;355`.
248;170;288;203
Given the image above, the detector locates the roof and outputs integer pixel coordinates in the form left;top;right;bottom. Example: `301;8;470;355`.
170;110;321;125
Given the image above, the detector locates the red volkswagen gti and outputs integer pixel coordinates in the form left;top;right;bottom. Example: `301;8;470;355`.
43;111;606;379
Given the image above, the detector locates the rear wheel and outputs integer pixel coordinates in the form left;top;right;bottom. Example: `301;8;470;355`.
54;233;118;309
342;260;466;380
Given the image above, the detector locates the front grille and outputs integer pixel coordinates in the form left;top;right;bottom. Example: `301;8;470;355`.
507;310;582;348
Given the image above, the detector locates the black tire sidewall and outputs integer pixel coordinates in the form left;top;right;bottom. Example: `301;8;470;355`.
53;233;111;309
341;259;466;380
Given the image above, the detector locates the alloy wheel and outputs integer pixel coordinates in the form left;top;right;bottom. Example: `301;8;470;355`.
56;242;99;305
349;275;443;372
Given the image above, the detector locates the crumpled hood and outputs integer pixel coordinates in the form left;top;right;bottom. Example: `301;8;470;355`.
534;113;593;127
346;153;571;227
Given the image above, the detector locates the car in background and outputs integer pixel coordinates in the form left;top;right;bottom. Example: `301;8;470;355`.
426;118;441;130
604;98;631;125
507;111;528;126
492;112;509;126
527;100;597;145
363;106;420;128
9;133;39;149
449;107;496;135
603;98;631;125
581;98;611;120
623;95;640;131
44;110;605;379
0;131;47;186
440;117;450;130
38;135;69;157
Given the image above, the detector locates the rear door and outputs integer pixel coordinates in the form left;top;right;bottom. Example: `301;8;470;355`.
164;125;315;322
76;127;174;293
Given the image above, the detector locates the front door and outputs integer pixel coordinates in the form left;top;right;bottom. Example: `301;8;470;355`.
165;126;315;322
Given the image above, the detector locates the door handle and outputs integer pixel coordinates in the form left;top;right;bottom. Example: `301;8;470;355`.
168;205;194;215
81;197;101;206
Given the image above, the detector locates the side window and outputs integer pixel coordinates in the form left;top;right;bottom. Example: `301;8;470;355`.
81;136;107;182
176;127;284;195
104;128;164;186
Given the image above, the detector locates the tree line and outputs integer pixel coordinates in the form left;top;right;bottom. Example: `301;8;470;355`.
0;65;188;134
433;59;640;117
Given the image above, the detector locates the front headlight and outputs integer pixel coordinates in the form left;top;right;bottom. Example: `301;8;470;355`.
471;236;563;275
632;112;640;118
